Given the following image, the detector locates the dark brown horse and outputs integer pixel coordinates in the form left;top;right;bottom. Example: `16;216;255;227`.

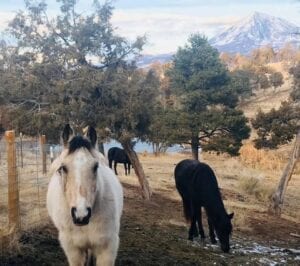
174;159;234;253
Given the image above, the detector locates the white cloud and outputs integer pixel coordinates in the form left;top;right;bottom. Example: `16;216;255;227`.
112;9;240;54
0;11;15;30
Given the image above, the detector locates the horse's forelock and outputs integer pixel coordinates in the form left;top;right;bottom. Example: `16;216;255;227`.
68;136;92;154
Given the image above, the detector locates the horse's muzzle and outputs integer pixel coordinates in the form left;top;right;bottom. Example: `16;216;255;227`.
71;207;92;226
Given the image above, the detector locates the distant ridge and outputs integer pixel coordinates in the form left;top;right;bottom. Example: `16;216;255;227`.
136;53;173;68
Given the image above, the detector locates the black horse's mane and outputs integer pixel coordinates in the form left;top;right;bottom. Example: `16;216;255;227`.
68;136;92;154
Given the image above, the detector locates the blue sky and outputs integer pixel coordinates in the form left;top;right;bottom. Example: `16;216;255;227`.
0;0;300;54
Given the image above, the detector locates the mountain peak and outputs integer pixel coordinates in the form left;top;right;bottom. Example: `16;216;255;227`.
251;11;270;19
209;12;300;54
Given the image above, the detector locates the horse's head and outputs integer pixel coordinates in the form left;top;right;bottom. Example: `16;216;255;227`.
58;124;99;226
215;212;234;253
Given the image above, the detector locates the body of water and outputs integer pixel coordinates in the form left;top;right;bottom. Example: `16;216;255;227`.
49;140;191;158
103;139;186;155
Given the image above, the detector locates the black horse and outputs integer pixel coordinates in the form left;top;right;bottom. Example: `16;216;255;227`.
108;147;131;175
174;159;234;253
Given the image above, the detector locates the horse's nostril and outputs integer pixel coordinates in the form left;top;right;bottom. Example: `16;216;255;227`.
87;207;92;219
71;207;77;220
71;207;92;226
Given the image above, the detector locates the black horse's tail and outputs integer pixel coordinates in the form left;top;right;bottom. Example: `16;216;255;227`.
182;197;192;222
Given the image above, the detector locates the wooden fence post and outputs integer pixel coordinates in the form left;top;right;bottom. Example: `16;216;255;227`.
40;135;47;174
5;130;20;232
19;132;23;168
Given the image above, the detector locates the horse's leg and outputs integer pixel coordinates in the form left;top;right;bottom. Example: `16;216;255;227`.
94;236;119;266
207;217;217;244
59;233;85;266
196;207;205;240
128;163;130;175
124;163;127;175
114;162;118;175
188;203;198;241
108;159;112;169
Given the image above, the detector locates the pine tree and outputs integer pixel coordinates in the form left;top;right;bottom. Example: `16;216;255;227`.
167;35;250;160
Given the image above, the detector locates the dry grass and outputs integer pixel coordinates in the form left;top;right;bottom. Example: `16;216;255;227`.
238;176;274;203
231;209;252;232
240;143;287;171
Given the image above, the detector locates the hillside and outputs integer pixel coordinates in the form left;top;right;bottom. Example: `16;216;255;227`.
240;63;292;119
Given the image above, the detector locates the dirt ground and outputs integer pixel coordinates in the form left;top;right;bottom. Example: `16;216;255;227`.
1;153;300;266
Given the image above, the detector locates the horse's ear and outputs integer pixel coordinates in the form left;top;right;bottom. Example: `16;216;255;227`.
62;124;74;147
85;126;97;148
228;212;234;219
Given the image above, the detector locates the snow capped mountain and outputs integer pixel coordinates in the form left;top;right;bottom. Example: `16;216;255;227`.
209;12;300;54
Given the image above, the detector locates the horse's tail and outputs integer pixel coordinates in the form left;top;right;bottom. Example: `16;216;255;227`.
182;197;192;222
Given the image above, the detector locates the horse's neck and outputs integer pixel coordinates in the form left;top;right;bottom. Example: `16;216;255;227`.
204;192;227;220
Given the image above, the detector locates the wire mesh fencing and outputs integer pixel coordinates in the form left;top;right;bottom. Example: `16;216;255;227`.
0;131;61;250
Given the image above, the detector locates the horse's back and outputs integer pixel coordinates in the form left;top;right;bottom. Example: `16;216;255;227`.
108;147;129;164
174;159;199;194
108;147;119;160
174;159;219;203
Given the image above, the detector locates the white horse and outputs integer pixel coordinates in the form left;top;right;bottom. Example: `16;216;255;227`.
47;124;123;266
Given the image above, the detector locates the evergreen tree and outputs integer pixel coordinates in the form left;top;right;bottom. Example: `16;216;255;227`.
270;72;284;90
258;74;270;90
167;35;250;160
230;69;253;100
289;63;300;101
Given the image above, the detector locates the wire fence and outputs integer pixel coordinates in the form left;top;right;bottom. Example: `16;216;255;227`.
0;131;61;250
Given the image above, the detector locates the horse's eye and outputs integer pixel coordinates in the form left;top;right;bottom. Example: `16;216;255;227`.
58;165;68;175
93;162;99;174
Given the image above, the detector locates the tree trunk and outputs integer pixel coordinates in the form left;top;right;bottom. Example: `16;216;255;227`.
98;142;105;155
191;135;199;161
122;140;152;200
152;142;159;157
270;130;300;215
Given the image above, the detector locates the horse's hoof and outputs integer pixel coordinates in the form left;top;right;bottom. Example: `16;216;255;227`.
210;239;217;244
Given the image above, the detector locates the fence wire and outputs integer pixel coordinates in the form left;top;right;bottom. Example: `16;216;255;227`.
0;135;61;251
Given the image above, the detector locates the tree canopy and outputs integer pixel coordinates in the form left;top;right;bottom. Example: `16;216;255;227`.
270;72;284;90
252;63;300;149
0;0;149;140
0;0;156;199
167;35;250;159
